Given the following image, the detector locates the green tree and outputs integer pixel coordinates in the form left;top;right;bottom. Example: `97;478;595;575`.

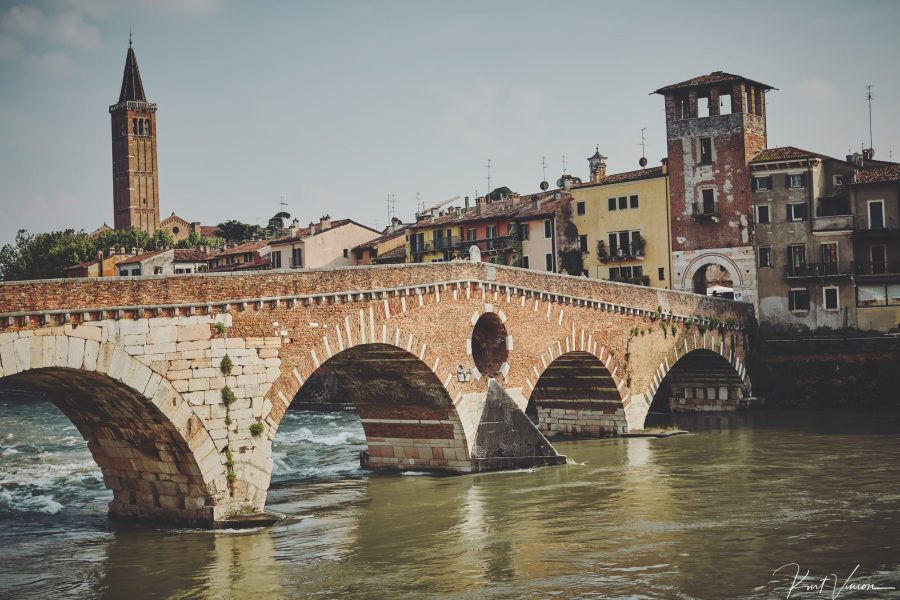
92;226;152;255
488;186;513;201
267;211;291;237
176;231;224;249
214;220;266;243
558;247;584;276
0;229;96;281
152;228;175;249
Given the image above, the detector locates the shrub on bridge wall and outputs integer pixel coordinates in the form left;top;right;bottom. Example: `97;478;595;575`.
249;422;264;436
221;386;235;406
214;322;227;335
220;355;233;376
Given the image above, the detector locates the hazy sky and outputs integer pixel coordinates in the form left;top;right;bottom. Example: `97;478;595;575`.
1;0;899;245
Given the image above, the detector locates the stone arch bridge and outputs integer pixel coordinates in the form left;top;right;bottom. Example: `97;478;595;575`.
0;262;754;526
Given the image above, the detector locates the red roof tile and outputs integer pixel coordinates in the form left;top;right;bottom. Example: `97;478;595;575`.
654;71;775;94
573;166;665;189
854;164;900;185
749;146;830;164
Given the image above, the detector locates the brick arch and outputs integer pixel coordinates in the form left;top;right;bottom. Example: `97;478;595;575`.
636;336;752;428
0;336;224;525
271;342;471;472
465;302;513;381
681;252;745;290
524;345;628;436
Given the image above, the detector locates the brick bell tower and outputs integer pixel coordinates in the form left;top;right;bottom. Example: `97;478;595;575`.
109;37;160;233
653;71;774;308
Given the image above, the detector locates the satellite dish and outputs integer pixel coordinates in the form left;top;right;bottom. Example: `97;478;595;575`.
540;180;549;191
556;178;564;188
639;156;648;168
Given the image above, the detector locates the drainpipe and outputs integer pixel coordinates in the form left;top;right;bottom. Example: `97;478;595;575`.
664;160;672;289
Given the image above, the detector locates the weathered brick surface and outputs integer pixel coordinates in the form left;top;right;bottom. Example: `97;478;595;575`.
0;263;754;525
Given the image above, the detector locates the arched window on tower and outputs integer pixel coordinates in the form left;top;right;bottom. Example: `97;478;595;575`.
132;118;138;134
145;119;151;136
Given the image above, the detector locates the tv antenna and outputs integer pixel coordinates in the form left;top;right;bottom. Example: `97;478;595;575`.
865;84;874;150
539;156;550;190
562;154;568;176
387;194;396;221
486;158;492;193
639;128;649;168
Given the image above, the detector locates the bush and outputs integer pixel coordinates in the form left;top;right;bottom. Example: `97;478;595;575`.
249;422;264;436
221;385;235;406
220;355;233;375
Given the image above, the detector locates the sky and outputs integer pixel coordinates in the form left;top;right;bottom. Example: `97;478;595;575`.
1;0;899;246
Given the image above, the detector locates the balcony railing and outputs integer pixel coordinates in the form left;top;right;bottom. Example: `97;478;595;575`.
784;262;853;278
855;261;900;276
691;202;720;222
607;275;650;286
462;236;511;253
813;214;854;232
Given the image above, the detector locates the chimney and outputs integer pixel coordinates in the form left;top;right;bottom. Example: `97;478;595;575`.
464;196;470;210
862;148;875;161
531;196;539;211
661;157;668;175
97;250;104;278
319;215;332;230
476;197;483;216
309;221;316;235
289;218;299;237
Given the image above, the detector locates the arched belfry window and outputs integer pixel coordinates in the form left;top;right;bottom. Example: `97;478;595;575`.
132;118;138;134
144;119;151;136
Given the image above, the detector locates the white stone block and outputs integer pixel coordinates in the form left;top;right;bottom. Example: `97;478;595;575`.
118;319;149;336
67;336;85;369
13;338;31;372
106;347;131;382
147;326;178;345
178;324;211;342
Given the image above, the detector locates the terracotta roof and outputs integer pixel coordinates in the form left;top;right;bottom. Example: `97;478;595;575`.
512;195;572;220
373;246;407;262
200;225;220;237
854;164;900;185
573;166;665;189
268;219;362;245
415;197;525;228
654;71;775;94
214;240;268;257
118;44;146;103
352;226;409;251
116;249;168;266
749;146;830;164
64;259;99;271
173;249;212;262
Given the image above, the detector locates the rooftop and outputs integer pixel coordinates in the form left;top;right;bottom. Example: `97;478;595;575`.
574;166;666;189
214;240;269;257
653;71;775;94
854;164;900;185
352;225;410;251
749;146;831;164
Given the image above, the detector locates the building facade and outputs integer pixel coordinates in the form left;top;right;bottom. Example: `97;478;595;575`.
572;158;671;288
116;249;210;276
851;164;900;331
654;71;773;307
512;194;576;274
109;40;160;234
268;216;380;270
353;219;409;265
750;147;857;333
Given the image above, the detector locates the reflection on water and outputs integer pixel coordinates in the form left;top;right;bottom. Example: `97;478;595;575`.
1;395;899;599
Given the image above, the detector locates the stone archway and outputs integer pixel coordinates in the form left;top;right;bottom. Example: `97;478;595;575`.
682;252;744;294
0;336;225;525
648;349;751;414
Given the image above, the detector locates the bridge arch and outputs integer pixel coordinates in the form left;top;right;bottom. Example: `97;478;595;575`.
647;347;751;416
271;342;471;473
681;252;744;295
525;349;627;436
0;335;224;525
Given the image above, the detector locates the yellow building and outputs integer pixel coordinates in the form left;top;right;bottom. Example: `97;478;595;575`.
571;156;672;288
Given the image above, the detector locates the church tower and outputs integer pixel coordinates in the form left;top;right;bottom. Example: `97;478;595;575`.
109;38;160;233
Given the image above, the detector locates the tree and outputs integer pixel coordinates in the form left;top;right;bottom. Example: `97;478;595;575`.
267;211;291;237
92;226;152;255
152;228;175;249
488;186;513;201
176;231;224;249
214;220;266;243
0;229;96;281
558;248;584;277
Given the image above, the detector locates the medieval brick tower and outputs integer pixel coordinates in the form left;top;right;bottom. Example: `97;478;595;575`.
109;39;159;233
654;71;773;308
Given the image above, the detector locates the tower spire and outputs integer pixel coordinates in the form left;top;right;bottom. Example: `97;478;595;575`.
118;39;146;103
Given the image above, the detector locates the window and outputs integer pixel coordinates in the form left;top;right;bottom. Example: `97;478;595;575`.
467;228;476;241
544;220;552;238
522;256;529;269
579;235;588;253
753;176;772;191
857;284;887;307
833;174;845;186
609;267;620;280
608;233;619;256
577;201;586;215
271;251;282;268
821;242;838;266
789;289;810;311
343;248;349;258
756;204;770;224
292;247;303;268
618;196;627;210
545;253;553;272
658;267;665;281
699;137;712;165
632;266;643;278
486;225;497;239
787;174;807;189
608;198;616;211
787;203;807;221
520;223;530;241
870;245;887;274
629;195;639;209
701;189;716;214
868;200;885;229
758;246;772;268
788;244;806;270
823;287;839;311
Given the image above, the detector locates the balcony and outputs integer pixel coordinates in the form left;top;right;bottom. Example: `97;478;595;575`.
691;202;720;223
852;216;900;238
813;214;854;232
784;262;854;279
608;275;650;286
461;236;511;253
855;261;900;277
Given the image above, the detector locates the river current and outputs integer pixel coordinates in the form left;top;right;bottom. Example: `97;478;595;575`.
1;394;898;599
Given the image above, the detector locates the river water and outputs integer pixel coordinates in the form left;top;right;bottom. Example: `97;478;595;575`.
1;395;898;599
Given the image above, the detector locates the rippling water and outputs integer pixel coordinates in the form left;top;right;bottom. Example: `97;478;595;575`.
1;395;898;599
